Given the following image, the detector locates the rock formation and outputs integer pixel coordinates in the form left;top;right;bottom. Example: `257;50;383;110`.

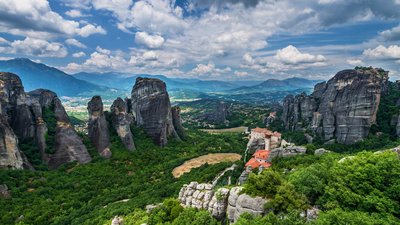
46;96;91;169
0;114;32;169
268;145;306;160
227;187;266;224
88;96;111;158
0;72;91;169
178;182;267;223
110;98;135;151
282;67;389;144
131;77;181;146
197;101;231;125
171;106;186;139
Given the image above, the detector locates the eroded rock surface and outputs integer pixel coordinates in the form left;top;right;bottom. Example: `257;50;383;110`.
88;96;111;158
178;182;267;223
282;68;389;144
131;77;180;146
110;97;135;151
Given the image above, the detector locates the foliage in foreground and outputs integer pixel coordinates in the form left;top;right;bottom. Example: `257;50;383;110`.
241;151;400;224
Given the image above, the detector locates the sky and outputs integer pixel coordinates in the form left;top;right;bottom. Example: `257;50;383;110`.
0;0;400;81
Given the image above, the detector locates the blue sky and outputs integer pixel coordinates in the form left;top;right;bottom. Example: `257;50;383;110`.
0;0;399;81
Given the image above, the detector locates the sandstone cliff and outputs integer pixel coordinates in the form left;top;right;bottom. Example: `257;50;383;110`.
282;67;388;144
131;78;181;146
88;96;111;158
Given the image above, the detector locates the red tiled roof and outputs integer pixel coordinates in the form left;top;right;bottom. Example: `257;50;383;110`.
253;150;270;160
245;157;272;169
245;158;259;168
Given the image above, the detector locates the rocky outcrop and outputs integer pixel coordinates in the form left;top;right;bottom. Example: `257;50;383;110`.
282;68;389;144
47;97;91;169
88;96;111;158
314;148;331;155
227;187;267;224
0;72;35;140
197;101;231;125
0;184;11;199
0;115;32;169
110;98;135;151
131;77;181;146
0;72;91;169
178;182;267;223
171;106;186;139
268;145;307;160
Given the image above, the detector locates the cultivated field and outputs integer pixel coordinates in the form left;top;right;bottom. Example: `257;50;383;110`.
172;153;242;178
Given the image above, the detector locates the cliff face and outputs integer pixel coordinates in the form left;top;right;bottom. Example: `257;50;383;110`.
282;68;389;144
131;78;181;146
110;97;135;151
88;96;111;158
30;90;91;169
0;73;91;169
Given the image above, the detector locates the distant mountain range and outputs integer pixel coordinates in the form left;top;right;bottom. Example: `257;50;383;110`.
0;58;105;96
0;58;322;100
73;72;250;92
231;77;321;94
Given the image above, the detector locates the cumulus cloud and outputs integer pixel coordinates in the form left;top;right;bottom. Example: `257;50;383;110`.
363;45;400;59
275;45;326;64
0;37;9;45
380;24;400;41
190;63;231;77
65;9;85;18
66;38;87;48
347;59;364;66
0;0;106;38
142;51;159;61
0;37;68;57
135;32;165;49
72;51;86;58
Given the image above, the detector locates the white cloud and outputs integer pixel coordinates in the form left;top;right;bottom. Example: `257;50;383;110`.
0;37;68;57
0;37;9;45
275;45;326;64
380;24;400;41
190;63;231;77
347;59;364;66
0;0;106;38
66;38;87;48
363;45;400;59
142;51;159;61
72;51;86;57
77;24;106;37
66;9;85;18
135;32;165;49
234;71;248;77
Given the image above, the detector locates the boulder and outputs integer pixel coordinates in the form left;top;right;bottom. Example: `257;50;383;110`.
282;68;389;144
314;148;331;155
131;77;180;146
0;184;11;199
227;187;267;224
110;98;135;151
88;96;111;158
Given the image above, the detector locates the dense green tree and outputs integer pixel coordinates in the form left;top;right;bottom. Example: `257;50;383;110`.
242;170;283;198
